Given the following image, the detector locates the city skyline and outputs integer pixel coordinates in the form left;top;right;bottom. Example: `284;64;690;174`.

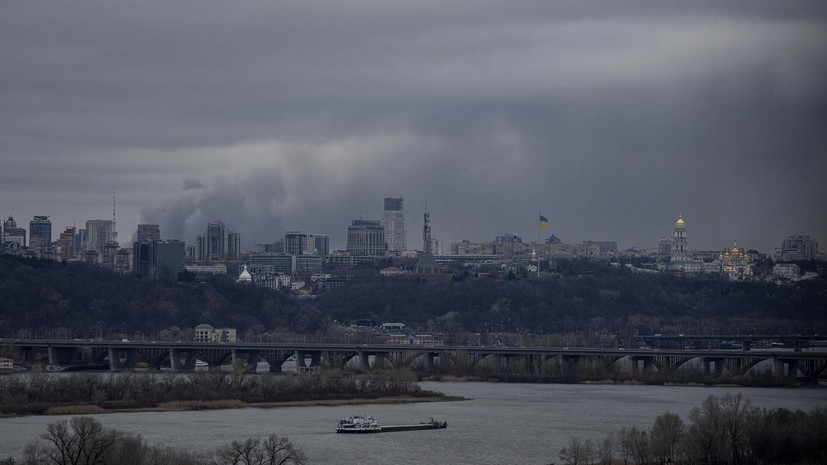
1;208;821;258
2;2;825;254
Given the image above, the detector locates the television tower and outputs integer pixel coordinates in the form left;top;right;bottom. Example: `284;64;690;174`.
112;186;118;242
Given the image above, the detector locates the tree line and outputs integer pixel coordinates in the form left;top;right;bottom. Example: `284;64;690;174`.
0;370;441;416
556;393;827;465
1;416;305;465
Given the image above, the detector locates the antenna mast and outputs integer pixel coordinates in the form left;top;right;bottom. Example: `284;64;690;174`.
112;186;118;241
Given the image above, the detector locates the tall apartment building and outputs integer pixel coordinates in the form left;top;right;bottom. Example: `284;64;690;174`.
85;220;115;255
74;229;86;257
347;219;386;256
285;231;329;255
133;242;152;275
56;227;77;261
115;248;132;274
29;216;52;257
102;241;121;271
196;220;240;261
137;224;160;244
779;232;819;261
382;197;406;253
153;240;186;280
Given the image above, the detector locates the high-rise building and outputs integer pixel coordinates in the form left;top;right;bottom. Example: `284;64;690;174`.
779;232;819;261
285;232;330;255
115;248;132;274
75;229;86;257
671;214;687;261
198;220;240;262
85;220;114;255
153;240;186;280
206;221;227;261
134;224;161;274
285;232;307;255
56;227;77;261
382;197;406;253
102;241;120;270
227;230;241;261
29;216;52;257
347;219;386;256
137;224;160;244
133;242;153;276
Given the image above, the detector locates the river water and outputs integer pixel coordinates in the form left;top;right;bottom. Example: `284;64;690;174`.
1;382;825;464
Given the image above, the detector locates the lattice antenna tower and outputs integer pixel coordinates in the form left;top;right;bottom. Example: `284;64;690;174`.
423;202;432;254
112;186;118;241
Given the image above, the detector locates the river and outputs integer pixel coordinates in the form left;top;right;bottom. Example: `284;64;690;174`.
1;382;825;464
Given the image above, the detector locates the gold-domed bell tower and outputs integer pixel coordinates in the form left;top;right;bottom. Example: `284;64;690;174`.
672;214;687;261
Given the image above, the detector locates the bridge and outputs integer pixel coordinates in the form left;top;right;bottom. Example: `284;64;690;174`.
4;339;827;382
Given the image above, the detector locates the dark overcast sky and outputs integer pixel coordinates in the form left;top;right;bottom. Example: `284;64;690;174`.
2;1;826;253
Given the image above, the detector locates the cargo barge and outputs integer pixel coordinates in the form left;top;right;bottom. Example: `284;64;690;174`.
336;415;447;434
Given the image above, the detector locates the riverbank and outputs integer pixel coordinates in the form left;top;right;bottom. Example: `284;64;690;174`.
0;370;456;417
420;373;808;387
19;394;464;417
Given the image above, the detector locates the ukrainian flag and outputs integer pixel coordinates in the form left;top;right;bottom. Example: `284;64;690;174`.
539;214;549;228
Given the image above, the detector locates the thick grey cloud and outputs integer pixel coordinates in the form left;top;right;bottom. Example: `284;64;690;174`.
2;1;825;252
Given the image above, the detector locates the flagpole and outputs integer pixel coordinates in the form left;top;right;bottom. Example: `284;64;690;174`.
537;211;541;277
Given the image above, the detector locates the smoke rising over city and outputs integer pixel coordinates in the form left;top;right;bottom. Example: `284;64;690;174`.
2;1;826;252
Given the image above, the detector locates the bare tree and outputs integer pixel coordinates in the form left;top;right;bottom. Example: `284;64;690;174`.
212;435;305;465
650;411;684;464
599;431;616;465
617;427;634;465
558;436;591;465
213;437;262;465
686;393;754;465
627;428;652;465
261;434;306;465
38;417;122;465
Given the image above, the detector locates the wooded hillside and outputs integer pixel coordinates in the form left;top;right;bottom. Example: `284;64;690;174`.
1;255;825;339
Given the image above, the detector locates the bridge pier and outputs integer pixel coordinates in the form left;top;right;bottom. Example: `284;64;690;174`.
295;351;307;369
560;355;579;375
775;358;799;379
48;346;81;366
703;358;724;376
261;349;291;373
631;356;656;375
232;349;260;373
294;351;322;372
107;348;139;370
170;348;197;372
425;353;436;372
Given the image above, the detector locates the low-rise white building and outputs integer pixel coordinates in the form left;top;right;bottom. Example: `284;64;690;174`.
381;322;406;332
194;324;237;343
773;263;800;279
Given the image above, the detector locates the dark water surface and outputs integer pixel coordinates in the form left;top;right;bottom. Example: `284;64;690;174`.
1;381;825;464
